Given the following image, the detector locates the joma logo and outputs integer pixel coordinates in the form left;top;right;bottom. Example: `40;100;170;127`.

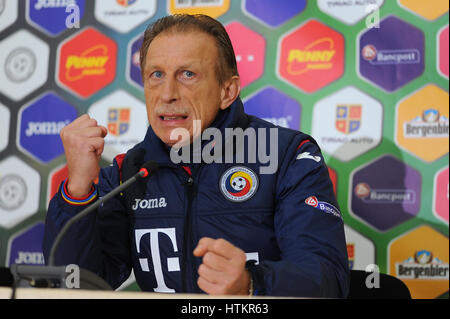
132;197;167;210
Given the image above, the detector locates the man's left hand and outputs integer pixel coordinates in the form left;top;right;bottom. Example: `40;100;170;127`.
193;237;250;295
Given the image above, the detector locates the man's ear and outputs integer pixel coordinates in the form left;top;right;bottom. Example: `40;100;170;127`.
220;76;241;110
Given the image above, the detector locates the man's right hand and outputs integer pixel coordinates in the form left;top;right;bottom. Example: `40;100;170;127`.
60;114;108;198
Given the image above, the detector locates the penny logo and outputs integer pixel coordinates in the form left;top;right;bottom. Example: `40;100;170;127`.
287;38;336;75
65;45;109;81
57;28;117;98
278;20;344;93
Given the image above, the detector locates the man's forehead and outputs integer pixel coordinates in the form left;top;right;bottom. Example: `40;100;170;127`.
146;31;218;65
147;30;218;59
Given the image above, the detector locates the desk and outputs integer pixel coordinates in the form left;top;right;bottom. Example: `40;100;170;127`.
0;287;286;299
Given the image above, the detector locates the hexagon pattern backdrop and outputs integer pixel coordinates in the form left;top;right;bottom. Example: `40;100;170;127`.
0;0;448;299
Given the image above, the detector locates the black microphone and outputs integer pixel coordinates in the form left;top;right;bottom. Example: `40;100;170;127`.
0;267;13;287
9;161;159;295
47;160;159;266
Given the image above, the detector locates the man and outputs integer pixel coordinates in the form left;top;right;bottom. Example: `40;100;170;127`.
43;14;349;297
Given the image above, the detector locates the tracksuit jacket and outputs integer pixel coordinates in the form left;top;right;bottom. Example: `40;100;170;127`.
43;97;350;297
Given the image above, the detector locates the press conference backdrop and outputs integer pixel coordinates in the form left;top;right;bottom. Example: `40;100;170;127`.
0;0;448;299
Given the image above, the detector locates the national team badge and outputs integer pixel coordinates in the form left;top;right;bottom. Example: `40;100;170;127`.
220;166;258;202
336;104;362;134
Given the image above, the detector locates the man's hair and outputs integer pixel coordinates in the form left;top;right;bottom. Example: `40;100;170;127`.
139;14;239;84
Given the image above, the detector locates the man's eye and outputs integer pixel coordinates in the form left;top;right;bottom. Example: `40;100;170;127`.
151;71;163;78
183;71;195;78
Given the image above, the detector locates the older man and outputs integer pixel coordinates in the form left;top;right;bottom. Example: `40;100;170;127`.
43;14;349;297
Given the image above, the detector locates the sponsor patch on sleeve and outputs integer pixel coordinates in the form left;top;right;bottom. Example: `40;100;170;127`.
305;195;342;219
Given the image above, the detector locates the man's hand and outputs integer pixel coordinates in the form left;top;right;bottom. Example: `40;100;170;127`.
59;114;108;198
193;237;251;295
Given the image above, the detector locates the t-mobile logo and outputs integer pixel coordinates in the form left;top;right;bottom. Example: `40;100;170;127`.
135;228;180;293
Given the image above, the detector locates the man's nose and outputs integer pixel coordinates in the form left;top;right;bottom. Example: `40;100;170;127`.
160;77;180;103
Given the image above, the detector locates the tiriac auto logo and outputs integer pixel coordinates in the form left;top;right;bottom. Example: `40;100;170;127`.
278;19;344;93
57;28;117;98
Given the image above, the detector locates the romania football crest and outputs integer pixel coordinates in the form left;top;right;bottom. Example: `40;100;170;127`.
220;166;258;202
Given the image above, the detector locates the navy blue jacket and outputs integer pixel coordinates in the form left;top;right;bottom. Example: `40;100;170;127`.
43;98;349;297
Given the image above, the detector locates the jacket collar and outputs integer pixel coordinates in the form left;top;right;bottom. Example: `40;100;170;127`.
140;97;248;168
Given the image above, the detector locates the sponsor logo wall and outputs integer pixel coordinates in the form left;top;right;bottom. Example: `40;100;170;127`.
0;0;448;298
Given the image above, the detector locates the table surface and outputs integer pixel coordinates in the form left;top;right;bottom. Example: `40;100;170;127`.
0;287;296;299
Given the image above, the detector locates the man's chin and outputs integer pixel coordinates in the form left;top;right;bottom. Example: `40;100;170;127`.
160;134;192;148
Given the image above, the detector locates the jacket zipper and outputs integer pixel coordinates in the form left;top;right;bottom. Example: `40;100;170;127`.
182;174;195;292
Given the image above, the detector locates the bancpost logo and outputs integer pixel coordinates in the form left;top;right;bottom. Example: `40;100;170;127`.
57;28;117;99
88;90;148;162
395;84;449;162
354;182;416;204
389;225;449;298
243;86;301;131
361;45;421;66
278;20;344;93
358;16;424;92
350;155;421;232
312;86;383;162
168;0;230;18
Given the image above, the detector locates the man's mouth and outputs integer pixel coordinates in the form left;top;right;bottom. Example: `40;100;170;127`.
160;115;188;121
158;113;190;125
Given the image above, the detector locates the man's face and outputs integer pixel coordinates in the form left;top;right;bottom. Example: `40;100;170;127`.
143;31;229;147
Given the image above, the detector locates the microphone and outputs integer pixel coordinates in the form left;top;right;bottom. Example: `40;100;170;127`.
0;267;13;287
10;161;159;294
48;160;159;266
